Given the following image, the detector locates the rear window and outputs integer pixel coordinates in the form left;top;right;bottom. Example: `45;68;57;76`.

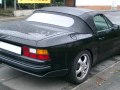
26;13;74;27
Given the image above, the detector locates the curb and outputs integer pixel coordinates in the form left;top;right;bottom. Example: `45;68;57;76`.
0;16;27;21
72;60;120;90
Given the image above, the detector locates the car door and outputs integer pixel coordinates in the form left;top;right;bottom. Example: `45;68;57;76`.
104;15;120;51
93;14;118;60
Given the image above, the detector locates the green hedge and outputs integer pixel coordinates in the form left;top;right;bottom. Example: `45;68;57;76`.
0;9;13;16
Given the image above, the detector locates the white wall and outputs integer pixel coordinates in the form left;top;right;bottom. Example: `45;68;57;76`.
0;0;2;4
76;0;120;6
117;0;120;4
14;10;34;17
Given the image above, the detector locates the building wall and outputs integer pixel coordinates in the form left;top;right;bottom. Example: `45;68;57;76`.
77;6;112;10
76;0;115;6
65;0;75;7
117;5;120;9
65;0;120;10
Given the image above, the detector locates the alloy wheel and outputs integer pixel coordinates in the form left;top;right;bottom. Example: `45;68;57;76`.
76;53;90;80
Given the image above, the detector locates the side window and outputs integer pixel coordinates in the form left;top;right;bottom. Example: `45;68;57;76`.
94;15;109;31
104;17;113;28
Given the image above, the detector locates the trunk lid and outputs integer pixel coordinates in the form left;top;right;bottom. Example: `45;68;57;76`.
0;21;73;47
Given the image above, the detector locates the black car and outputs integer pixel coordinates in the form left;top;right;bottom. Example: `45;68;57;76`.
0;7;119;84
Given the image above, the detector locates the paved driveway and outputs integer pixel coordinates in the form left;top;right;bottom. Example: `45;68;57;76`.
0;55;119;90
0;65;70;90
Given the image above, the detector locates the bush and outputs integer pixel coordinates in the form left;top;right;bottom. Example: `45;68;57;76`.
0;8;14;16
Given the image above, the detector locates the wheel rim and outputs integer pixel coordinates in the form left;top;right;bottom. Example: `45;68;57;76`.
76;53;90;80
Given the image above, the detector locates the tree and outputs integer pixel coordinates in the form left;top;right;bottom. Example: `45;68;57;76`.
52;0;64;6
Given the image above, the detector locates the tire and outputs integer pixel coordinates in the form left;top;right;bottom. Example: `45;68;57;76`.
67;50;92;84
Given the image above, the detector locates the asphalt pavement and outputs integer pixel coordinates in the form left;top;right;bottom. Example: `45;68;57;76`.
0;11;120;90
95;71;120;90
0;55;120;90
72;56;120;90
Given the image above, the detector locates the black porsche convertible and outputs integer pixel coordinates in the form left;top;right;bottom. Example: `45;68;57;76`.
0;7;119;84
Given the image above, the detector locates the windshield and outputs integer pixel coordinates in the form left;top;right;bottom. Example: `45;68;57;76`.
26;13;74;27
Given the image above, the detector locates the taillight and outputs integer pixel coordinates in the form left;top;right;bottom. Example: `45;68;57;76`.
23;46;30;57
22;46;50;61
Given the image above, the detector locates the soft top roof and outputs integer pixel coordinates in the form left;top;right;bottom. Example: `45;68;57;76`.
35;7;103;31
40;6;95;16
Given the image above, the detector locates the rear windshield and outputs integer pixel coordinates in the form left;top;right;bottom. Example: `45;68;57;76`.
26;13;74;27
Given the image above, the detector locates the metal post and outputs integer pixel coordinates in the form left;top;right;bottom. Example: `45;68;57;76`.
63;0;66;6
34;3;36;9
112;0;117;10
73;0;76;7
4;0;6;10
14;0;17;10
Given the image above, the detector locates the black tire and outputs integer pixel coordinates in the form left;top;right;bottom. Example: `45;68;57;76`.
67;50;92;84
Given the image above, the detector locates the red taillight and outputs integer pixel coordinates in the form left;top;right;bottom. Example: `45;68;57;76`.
23;46;29;51
22;46;50;61
23;46;30;57
23;51;30;57
37;55;50;60
30;53;37;59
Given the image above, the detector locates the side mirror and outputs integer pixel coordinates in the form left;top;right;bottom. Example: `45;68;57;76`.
113;24;119;30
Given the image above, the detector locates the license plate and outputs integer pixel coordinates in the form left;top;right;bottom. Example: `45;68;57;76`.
0;41;21;54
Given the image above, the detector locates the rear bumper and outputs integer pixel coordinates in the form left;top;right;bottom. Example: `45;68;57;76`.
0;49;68;77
